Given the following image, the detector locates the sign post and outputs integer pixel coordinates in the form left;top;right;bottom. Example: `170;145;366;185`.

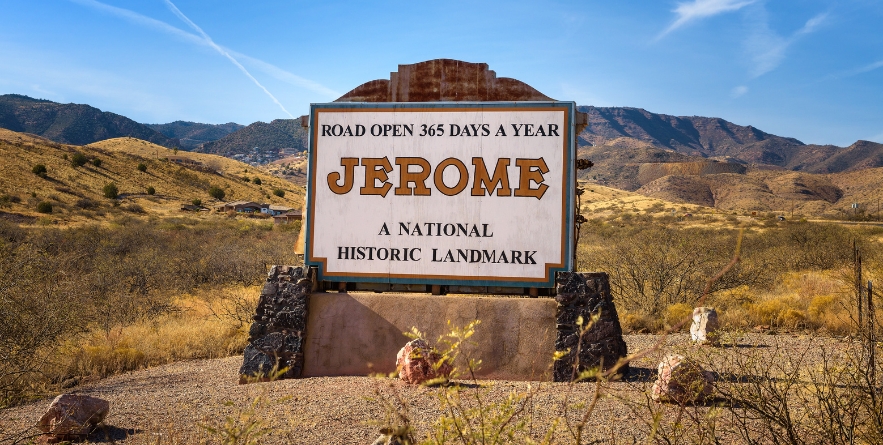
304;102;576;290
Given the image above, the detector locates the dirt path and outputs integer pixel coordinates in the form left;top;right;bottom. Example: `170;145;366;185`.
0;333;854;444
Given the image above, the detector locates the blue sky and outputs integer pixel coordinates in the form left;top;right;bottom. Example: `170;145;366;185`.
1;0;881;146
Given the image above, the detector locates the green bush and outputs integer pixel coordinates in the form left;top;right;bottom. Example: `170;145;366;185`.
137;163;147;172
272;189;285;198
208;186;225;201
32;164;47;177
36;201;53;213
146;186;156;195
92;158;102;168
71;153;88;167
103;183;119;199
252;177;262;185
192;198;202;206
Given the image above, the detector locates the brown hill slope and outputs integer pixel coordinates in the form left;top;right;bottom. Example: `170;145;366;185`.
0;129;302;225
632;167;883;217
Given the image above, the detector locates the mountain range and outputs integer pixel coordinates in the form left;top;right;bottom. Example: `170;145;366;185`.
0;94;178;148
2;94;882;196
147;121;244;150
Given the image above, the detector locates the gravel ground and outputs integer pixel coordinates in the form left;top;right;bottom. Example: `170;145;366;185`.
0;333;861;444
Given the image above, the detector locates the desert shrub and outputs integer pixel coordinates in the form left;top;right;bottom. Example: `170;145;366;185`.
584;225;755;316
192;198;202;206
208;186;225;200
124;204;145;214
103;183;119;199
92;158;102;168
35;201;52;213
0;219;299;405
31;164;47;177
146;186;155;195
272;188;285;198
664;303;694;331
137;162;147;172
75;198;97;209
0;194;21;207
70;153;88;167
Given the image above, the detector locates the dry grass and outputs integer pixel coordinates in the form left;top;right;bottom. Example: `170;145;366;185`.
0;129;303;225
55;286;258;381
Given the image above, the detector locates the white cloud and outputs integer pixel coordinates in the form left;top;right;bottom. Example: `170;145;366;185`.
744;10;828;77
163;0;293;118
658;0;756;38
67;0;338;101
731;85;748;97
855;59;883;75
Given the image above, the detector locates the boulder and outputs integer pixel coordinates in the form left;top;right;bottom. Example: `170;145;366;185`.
690;307;720;345
37;394;109;439
651;354;714;404
396;339;452;385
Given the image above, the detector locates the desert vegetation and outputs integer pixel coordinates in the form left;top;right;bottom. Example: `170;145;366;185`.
0;217;299;408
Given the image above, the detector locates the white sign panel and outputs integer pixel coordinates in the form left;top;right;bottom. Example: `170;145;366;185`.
305;102;575;288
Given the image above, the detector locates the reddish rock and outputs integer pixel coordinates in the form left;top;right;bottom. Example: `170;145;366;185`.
651;354;713;404
37;394;109;439
396;339;453;384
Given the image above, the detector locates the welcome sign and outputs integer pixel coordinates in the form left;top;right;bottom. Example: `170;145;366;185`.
304;102;575;288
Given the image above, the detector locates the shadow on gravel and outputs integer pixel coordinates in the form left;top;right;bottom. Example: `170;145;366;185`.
718;343;770;349
622;366;656;383
88;425;142;443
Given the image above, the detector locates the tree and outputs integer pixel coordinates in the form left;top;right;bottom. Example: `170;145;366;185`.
36;201;52;213
103;183;119;199
208;186;225;200
71;153;88;167
32;164;47;177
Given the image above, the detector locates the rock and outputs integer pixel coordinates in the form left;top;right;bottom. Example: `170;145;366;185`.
690;307;720;345
37;394;109;439
371;427;411;445
651;354;713;404
554;272;629;382
396;339;452;385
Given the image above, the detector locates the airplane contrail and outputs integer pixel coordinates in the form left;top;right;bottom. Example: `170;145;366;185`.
163;0;294;118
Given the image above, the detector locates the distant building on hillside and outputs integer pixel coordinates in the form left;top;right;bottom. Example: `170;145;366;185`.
216;201;263;213
273;210;302;224
262;204;293;216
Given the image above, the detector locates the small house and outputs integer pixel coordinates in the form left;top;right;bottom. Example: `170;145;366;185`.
273;210;303;224
216;201;263;213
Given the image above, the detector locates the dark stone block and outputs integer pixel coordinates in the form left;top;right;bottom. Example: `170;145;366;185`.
554;272;628;382
239;266;311;383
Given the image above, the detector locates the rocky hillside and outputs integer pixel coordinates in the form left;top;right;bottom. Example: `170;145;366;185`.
195;119;308;162
0;94;177;148
579;106;883;175
147;121;244;150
